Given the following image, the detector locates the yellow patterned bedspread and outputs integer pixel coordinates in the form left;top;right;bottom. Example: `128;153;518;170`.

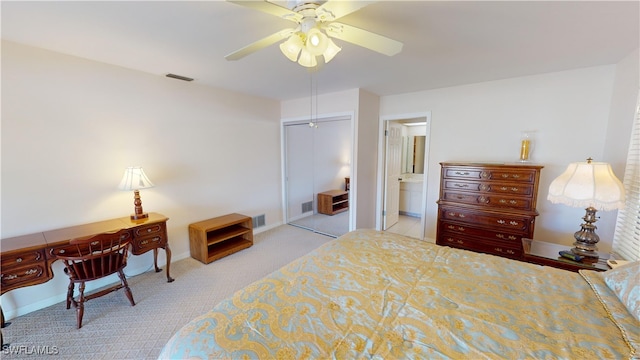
160;229;638;359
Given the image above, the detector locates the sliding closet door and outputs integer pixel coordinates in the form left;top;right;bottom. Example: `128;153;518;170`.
284;117;351;237
285;124;314;227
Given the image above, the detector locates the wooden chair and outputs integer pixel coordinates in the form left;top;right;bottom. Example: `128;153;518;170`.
54;229;135;328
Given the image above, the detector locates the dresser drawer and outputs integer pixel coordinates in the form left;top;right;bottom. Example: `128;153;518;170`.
443;166;538;184
439;220;523;243
439;206;532;234
1;249;45;269
441;190;533;211
131;233;166;254
442;179;534;196
133;223;164;238
1;262;49;292
437;232;523;259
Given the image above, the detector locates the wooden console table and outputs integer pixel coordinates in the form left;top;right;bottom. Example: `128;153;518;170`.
0;212;173;329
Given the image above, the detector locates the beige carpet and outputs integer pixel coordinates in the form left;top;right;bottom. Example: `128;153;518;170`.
1;225;333;359
288;210;349;237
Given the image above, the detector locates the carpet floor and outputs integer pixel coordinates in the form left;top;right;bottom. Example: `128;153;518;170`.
1;225;333;359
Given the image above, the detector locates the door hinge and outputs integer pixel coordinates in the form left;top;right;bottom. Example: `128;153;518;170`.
382;210;386;216
385;130;388;136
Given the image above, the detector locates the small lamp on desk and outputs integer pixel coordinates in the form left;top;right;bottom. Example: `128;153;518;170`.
118;166;155;220
547;158;625;258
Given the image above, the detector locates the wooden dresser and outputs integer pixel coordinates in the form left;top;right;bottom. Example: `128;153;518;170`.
436;162;543;260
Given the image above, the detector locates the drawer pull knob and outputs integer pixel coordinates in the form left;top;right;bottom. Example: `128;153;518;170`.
458;226;465;231
497;220;506;224
5;274;17;280
510;200;517;204
91;241;99;246
141;240;148;245
499;199;506;204
16;257;23;263
513;175;520;179
496;234;505;239
152;237;160;242
501;174;509;178
500;186;508;191
509;236;517;240
447;225;455;230
25;269;38;275
454;184;469;188
511;187;519;192
510;221;519;226
495;247;503;252
454;171;470;176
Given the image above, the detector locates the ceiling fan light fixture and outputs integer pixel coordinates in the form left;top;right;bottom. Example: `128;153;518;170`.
305;27;328;56
323;37;341;63
279;33;304;62
298;48;318;67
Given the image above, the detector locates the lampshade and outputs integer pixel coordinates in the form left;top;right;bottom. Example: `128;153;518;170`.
118;166;155;191
279;33;303;62
548;160;625;211
297;48;318;67
305;27;328;56
323;38;341;63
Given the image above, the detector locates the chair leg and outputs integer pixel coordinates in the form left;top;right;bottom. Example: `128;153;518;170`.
118;270;135;306
66;282;74;310
76;282;86;329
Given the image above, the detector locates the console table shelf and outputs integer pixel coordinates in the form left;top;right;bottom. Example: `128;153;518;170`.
189;213;253;264
317;190;349;215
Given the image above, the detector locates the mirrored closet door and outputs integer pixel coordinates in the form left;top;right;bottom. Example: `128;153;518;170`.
284;116;352;237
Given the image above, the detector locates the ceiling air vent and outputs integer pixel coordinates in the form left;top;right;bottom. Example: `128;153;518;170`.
165;73;194;82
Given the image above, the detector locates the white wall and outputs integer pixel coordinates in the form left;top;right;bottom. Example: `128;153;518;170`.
380;64;634;250
1;41;283;318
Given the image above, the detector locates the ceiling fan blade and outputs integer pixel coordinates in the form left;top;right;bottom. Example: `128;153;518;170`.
324;22;403;56
227;0;302;23
316;1;376;22
225;29;294;60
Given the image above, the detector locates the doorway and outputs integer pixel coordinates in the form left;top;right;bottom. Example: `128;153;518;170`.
283;115;352;237
380;115;430;239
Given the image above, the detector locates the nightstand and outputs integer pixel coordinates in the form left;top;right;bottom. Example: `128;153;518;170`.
522;238;610;272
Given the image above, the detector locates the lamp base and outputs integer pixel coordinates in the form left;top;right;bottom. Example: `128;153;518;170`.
130;213;149;221
571;206;600;259
571;245;599;258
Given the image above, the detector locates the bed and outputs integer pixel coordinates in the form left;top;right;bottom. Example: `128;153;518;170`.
159;229;639;359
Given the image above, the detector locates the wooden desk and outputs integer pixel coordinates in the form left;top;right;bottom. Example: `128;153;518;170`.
1;213;173;318
522;238;610;272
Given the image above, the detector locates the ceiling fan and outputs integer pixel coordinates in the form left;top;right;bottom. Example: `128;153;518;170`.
225;0;403;67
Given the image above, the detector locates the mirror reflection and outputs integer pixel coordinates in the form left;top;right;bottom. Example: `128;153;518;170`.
402;135;426;174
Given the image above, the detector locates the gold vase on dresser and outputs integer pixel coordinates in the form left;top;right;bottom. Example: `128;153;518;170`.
436;162;543;260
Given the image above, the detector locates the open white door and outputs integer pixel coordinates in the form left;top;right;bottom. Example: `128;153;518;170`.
383;121;402;230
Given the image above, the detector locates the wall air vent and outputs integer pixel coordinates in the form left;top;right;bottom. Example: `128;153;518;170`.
165;73;194;82
253;214;266;228
302;201;313;213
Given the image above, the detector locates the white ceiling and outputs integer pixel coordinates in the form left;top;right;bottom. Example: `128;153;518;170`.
2;1;638;101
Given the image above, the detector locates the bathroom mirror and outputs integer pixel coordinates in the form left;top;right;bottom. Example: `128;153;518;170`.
402;136;426;174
